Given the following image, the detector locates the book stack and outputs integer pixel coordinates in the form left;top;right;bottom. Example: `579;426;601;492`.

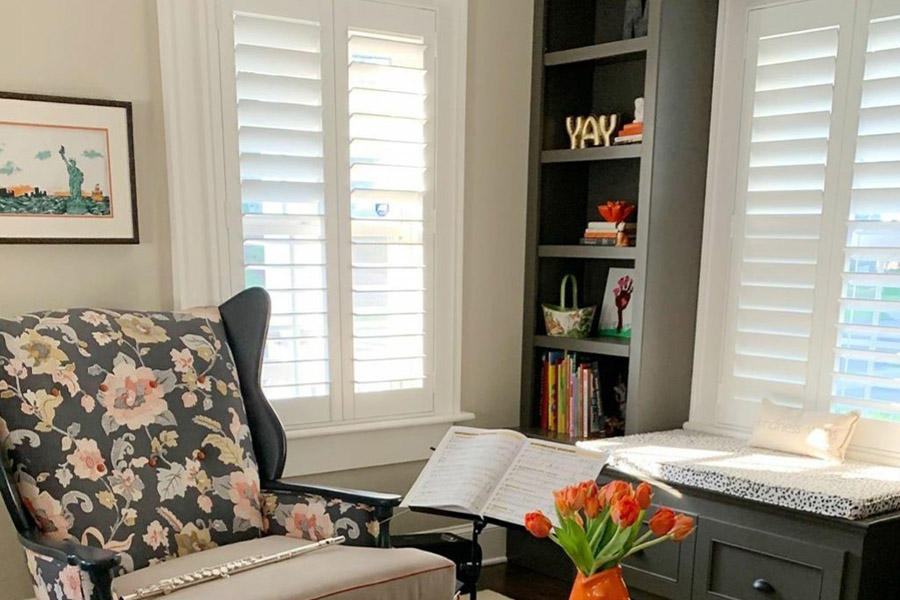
540;351;603;438
580;221;637;246
614;120;643;145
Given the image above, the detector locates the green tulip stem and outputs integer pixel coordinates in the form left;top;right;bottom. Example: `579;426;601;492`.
631;529;655;548
623;533;674;558
588;511;610;549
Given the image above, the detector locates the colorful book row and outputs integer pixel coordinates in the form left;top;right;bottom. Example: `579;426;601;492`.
539;351;603;438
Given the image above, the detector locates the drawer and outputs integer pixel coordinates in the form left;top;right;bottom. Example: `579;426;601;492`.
622;505;696;600
693;518;845;600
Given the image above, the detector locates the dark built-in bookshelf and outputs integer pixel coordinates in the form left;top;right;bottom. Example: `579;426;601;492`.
520;0;719;441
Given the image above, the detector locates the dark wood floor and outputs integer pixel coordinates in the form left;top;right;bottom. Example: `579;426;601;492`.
479;563;570;599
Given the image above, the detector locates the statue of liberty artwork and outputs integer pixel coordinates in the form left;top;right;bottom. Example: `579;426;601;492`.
0;92;137;243
58;145;90;215
0;122;111;218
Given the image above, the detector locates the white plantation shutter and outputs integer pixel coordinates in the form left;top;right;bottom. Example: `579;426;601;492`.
229;7;337;426
216;0;450;428
336;0;436;418
828;5;900;425
716;1;852;427
696;0;900;455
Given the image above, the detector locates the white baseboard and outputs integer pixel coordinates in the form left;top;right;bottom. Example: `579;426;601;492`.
420;522;508;566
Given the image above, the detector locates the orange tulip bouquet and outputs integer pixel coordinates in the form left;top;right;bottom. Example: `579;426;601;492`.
524;480;694;599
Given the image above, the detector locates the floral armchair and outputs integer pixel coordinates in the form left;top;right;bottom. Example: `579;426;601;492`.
0;288;455;600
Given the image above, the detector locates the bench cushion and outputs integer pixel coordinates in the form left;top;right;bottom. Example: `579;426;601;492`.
580;429;900;520
112;536;457;600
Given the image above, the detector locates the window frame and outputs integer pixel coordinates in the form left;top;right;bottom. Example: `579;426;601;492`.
690;0;900;463
157;0;471;472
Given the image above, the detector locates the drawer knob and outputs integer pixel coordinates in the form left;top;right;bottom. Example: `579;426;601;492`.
753;579;775;594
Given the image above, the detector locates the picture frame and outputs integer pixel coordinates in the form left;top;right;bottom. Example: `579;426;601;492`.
0;91;138;244
598;267;635;338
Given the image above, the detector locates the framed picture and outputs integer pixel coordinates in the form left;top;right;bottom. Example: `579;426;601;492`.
0;92;138;244
598;267;635;338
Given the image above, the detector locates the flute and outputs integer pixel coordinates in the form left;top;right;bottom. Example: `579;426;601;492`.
118;536;346;600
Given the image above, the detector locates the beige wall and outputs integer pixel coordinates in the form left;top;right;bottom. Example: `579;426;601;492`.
0;0;531;597
0;1;173;318
0;0;172;597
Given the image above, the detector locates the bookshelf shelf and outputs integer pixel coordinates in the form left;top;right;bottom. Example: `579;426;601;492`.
541;145;642;163
533;335;630;358
513;426;608;447
539;245;637;260
544;37;648;67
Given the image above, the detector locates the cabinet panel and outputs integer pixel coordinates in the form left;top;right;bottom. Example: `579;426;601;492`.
692;518;845;600
597;474;695;599
623;512;695;600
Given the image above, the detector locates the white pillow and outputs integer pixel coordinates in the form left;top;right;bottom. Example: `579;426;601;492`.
749;399;861;462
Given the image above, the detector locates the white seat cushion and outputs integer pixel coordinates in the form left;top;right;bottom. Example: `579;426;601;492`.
113;536;457;600
580;429;900;520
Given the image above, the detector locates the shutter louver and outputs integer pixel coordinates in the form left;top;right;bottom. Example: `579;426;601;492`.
346;28;432;396
832;13;900;421
720;9;843;421
233;13;331;402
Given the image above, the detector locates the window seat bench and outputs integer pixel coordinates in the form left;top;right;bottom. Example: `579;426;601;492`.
507;429;900;600
579;429;900;520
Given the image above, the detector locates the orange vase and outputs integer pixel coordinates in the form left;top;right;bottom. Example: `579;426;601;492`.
569;566;630;600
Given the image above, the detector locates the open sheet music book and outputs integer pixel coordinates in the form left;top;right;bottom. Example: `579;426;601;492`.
402;427;608;527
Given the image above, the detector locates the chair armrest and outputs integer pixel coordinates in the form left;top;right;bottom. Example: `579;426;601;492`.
262;480;402;508
19;531;119;600
260;480;400;548
19;530;121;572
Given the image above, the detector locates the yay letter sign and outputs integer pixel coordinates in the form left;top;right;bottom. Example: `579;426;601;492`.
565;114;620;149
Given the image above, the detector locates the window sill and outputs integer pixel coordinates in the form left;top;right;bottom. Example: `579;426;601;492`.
281;412;476;477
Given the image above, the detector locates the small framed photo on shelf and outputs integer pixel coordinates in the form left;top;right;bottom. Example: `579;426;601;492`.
598;268;635;338
0;92;138;244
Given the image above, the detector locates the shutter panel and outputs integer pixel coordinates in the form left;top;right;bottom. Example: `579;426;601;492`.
231;8;334;410
831;9;900;421
220;0;446;426
337;0;436;418
717;1;851;426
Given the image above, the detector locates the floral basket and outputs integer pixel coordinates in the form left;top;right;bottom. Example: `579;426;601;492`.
542;274;596;338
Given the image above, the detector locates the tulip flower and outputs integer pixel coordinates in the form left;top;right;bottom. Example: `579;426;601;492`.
670;514;694;541
566;484;587;512
611;496;640;528
603;480;634;506
597;483;609;508
584;494;601;519
553;488;572;517
524;511;553;538
648;507;676;536
635;482;652;510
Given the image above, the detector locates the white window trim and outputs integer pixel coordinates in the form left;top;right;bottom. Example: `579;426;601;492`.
156;0;472;475
689;0;900;466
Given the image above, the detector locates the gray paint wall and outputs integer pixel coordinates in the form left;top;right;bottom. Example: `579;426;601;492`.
0;1;533;598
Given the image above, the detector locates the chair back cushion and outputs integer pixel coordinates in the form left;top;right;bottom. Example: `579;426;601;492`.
0;307;264;571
